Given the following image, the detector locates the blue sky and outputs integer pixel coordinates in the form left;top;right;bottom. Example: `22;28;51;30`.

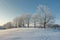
0;0;60;25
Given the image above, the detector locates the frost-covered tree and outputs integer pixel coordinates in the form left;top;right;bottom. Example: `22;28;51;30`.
13;15;25;28
13;17;19;28
13;13;31;28
32;13;40;28
37;5;55;28
3;22;13;29
24;13;31;28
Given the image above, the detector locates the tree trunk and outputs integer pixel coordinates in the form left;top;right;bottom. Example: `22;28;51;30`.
44;22;46;28
27;19;29;28
34;21;36;28
28;22;29;28
22;20;25;27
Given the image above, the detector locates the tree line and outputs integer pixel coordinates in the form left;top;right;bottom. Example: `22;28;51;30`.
3;5;55;28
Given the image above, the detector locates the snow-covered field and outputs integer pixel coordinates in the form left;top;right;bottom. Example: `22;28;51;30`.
0;28;60;40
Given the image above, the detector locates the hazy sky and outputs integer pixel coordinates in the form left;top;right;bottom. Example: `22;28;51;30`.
0;0;60;26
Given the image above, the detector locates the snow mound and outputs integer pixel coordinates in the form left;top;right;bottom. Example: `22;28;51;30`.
0;28;60;40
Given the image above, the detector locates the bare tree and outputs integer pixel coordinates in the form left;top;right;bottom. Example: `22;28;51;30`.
32;13;40;28
24;13;31;28
13;15;25;28
13;13;31;28
37;5;55;28
13;17;19;28
17;16;24;27
3;22;13;29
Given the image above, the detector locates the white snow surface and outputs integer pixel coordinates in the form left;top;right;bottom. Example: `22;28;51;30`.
0;28;60;40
